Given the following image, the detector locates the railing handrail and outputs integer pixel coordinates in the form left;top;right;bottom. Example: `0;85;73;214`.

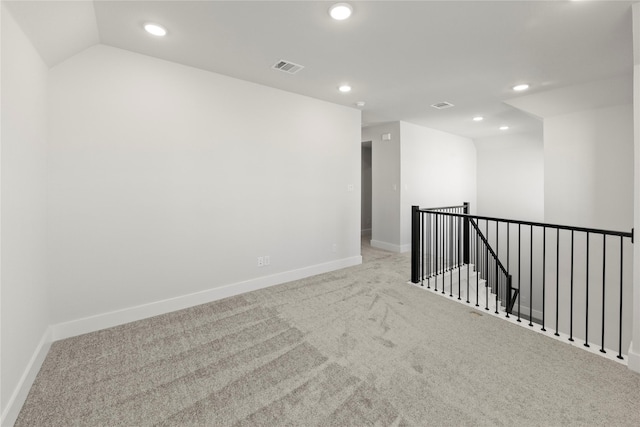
418;208;633;239
413;203;633;359
467;217;509;277
424;204;468;211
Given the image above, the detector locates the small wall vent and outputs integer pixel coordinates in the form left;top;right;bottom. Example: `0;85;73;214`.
431;101;455;109
272;60;304;74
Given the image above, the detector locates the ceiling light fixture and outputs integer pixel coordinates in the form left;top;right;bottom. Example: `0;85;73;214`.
499;126;509;130
473;116;484;122
512;83;530;92
329;3;353;20
144;23;167;37
338;84;352;93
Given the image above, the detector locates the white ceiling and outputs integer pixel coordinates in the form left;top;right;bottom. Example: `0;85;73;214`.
5;0;635;139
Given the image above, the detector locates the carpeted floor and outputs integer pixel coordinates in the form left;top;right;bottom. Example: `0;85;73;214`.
15;238;640;426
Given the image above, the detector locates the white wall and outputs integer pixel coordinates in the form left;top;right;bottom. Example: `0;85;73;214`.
475;131;544;221
1;5;51;422
543;103;634;353
474;131;544;316
362;123;402;251
400;121;476;250
545;104;633;231
362;121;476;252
629;1;640;373
47;45;362;325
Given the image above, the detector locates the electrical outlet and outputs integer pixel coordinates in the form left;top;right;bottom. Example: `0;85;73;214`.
257;256;264;267
264;255;270;265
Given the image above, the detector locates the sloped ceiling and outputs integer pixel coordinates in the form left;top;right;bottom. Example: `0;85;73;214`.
4;0;635;139
5;0;99;67
505;75;633;119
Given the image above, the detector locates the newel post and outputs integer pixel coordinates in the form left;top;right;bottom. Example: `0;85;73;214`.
463;202;470;264
411;205;420;283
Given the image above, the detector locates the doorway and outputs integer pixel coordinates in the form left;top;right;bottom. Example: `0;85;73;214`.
361;142;372;238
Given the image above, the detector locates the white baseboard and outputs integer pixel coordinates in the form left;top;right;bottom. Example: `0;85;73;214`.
52;256;362;341
370;240;402;253
3;256;362;423
1;327;52;427
628;342;640;373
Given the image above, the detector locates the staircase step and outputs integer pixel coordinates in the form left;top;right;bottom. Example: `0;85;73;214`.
415;265;507;313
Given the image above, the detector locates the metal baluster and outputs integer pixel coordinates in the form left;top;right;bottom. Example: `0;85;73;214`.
431;213;435;287
542;227;546;331
555;228;560;337
435;213;438;293
442;212;445;293
569;230;575;342
444;211;448;274
585;232;590;348
600;236;606;354
495;255;500;315
618;236;624;360
432;212;436;285
420;212;424;286
476;225;480;307
517;224;521;322
441;214;447;294
506;224;510;318
529;225;533;326
449;213;453;297
496;221;499;314
466;218;470;304
485;220;489;310
458;216;462;300
446;210;449;273
427;213;431;288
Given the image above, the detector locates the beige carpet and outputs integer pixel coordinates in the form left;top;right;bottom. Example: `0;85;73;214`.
15;239;640;426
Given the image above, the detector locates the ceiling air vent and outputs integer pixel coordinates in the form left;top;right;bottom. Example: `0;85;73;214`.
431;101;455;110
272;60;304;74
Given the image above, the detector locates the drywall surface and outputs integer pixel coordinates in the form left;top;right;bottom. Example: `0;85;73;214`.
47;45;361;324
544;103;634;353
475;131;544;222
1;5;50;419
362;123;402;251
630;2;640;372
544;104;633;231
474;131;544;315
399;121;477;250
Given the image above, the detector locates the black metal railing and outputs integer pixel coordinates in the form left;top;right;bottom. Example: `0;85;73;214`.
411;204;515;315
468;217;518;314
411;204;467;288
411;203;634;360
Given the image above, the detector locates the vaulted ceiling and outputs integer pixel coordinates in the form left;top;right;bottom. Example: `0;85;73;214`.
5;0;635;139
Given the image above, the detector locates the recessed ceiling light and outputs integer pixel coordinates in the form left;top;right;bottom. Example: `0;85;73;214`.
473;116;484;122
499;126;509;130
144;23;167;37
329;3;353;20
513;83;530;92
338;84;352;93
